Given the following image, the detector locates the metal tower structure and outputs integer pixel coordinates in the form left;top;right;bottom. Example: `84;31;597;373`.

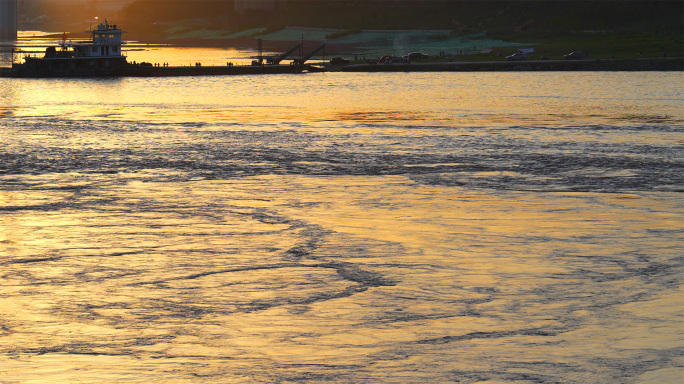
0;0;18;39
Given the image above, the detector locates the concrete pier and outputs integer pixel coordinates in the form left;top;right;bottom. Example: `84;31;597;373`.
0;0;17;40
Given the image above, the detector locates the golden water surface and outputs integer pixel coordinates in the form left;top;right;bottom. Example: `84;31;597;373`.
1;69;682;383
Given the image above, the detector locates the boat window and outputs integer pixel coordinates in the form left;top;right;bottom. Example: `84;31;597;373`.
109;35;114;39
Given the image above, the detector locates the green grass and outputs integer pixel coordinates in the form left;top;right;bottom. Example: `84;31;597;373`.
326;30;361;40
514;34;682;60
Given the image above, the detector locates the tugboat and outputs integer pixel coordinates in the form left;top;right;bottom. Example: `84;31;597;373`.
1;20;323;78
2;19;128;77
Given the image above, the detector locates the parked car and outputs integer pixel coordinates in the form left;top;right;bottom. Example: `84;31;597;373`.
378;55;393;64
506;52;527;61
329;57;350;65
407;52;428;60
564;51;585;60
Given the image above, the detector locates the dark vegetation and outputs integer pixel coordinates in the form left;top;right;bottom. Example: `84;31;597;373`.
124;0;682;35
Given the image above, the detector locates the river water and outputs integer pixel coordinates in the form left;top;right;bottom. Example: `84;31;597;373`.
1;65;683;383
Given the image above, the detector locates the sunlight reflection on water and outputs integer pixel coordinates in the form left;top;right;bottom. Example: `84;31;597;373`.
0;69;683;383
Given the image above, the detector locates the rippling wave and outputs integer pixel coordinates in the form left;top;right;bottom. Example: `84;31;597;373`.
2;112;682;193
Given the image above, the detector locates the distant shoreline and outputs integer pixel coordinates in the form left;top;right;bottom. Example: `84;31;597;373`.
328;57;684;72
137;37;683;72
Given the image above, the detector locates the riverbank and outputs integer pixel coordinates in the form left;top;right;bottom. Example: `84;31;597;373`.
330;57;684;72
2;57;680;79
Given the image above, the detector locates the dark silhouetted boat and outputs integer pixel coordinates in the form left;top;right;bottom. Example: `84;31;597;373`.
1;20;318;78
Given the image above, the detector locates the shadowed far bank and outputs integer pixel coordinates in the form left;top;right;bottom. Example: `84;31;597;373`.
328;57;684;72
18;0;684;62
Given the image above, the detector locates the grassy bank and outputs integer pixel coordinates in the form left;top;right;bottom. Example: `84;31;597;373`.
477;32;682;61
331;57;684;72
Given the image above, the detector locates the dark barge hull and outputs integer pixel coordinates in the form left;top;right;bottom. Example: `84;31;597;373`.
0;59;320;78
123;64;316;77
1;57;128;77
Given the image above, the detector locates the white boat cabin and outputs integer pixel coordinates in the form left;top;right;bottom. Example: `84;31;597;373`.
61;19;125;58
